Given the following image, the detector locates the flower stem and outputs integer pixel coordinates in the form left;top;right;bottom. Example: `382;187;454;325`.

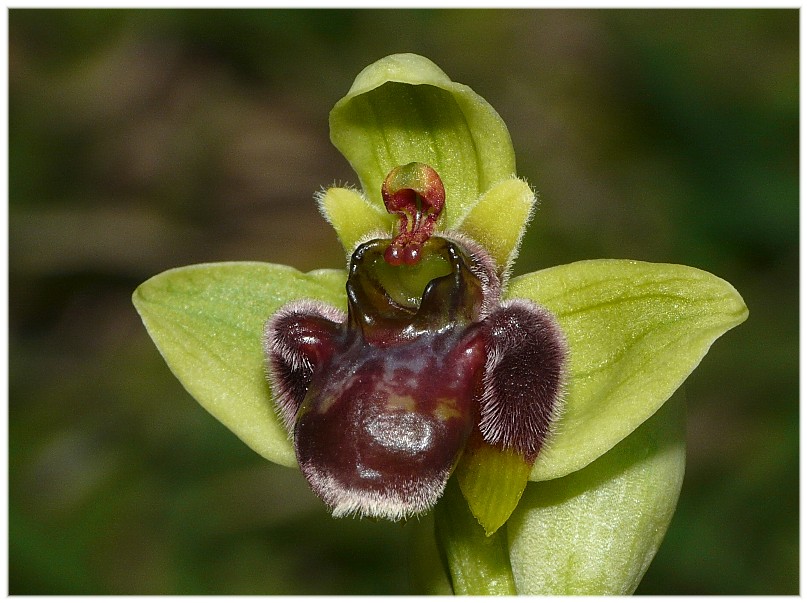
434;477;517;595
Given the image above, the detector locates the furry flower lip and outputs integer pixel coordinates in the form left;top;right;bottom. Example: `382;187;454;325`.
264;163;567;520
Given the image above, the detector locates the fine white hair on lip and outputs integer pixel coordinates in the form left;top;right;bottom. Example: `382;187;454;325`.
302;463;451;521
263;299;346;433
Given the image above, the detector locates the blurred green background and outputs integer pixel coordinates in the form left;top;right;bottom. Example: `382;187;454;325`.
9;8;798;595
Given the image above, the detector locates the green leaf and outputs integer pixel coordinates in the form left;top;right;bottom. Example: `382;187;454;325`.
434;477;517;595
503;259;748;481
507;389;687;595
132;262;347;468
329;53;516;230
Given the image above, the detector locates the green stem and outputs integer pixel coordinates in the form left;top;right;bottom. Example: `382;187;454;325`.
434;477;517;595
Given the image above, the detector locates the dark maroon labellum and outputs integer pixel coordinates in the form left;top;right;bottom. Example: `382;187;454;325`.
264;164;567;520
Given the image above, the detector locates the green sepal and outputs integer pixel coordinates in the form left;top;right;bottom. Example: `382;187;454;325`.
507;389;687;595
503;259;748;481
132;262;347;467
329;53;516;230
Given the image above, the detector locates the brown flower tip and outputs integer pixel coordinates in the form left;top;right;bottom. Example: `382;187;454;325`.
381;163;446;266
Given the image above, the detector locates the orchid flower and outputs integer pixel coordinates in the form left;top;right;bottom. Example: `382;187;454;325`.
133;54;747;595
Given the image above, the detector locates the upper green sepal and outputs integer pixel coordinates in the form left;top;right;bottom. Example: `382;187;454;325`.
329;53;517;231
132;262;347;468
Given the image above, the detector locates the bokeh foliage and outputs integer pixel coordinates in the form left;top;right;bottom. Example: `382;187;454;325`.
9;8;797;595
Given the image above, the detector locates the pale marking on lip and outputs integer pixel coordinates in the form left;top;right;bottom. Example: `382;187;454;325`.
364;411;435;455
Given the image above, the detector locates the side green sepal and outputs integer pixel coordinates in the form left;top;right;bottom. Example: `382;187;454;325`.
132;262;348;467
503;259;748;481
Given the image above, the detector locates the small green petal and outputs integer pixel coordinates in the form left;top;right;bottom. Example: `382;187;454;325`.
317;186;392;255
330;53;516;231
434;477;518;595
453;177;536;274
504;259;748;481
132;262;347;467
507;390;686;595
